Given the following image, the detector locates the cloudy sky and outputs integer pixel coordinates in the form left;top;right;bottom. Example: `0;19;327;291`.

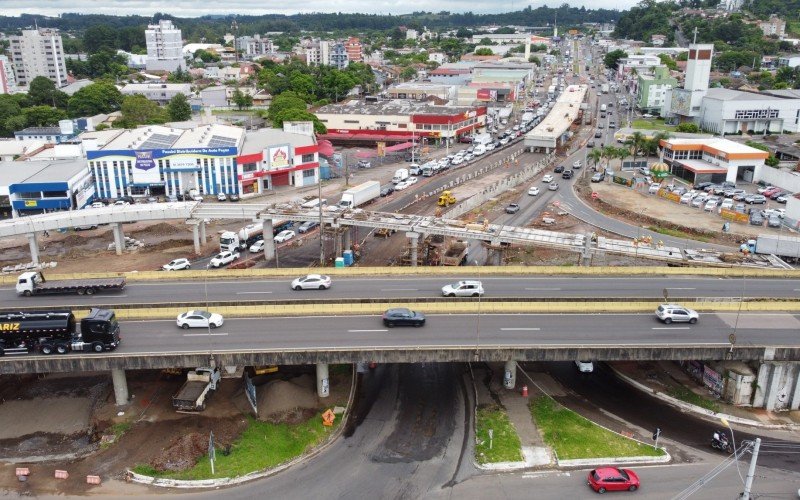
0;0;638;17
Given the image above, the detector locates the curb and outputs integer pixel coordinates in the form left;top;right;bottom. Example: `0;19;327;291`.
127;366;358;489
557;451;672;468
611;366;800;430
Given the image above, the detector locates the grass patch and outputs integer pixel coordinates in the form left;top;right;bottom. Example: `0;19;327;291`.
132;413;337;480
668;386;720;413
646;225;712;243
475;404;523;464
788;21;800;37
631;120;676;132
531;397;664;460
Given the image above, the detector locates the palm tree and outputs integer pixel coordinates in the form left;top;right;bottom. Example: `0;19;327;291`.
644;131;671;159
588;148;603;171
626;131;646;165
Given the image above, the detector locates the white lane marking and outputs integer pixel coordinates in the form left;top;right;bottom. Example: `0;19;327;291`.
524;288;562;291
664;288;695;290
348;329;388;333
652;327;690;330
235;291;273;295
183;332;229;336
501;328;541;331
380;288;419;292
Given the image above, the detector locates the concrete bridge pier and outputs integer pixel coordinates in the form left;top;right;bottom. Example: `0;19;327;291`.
753;361;800;411
111;223;125;255
316;363;330;398
111;368;129;406
406;231;420;267
342;227;352;252
503;360;517;389
262;219;275;261
191;223;201;255
27;233;40;265
199;220;207;245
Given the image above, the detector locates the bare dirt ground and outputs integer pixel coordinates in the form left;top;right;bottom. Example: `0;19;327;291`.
0;367;350;496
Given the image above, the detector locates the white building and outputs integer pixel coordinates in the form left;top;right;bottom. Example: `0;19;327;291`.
428;52;447;65
664;43;713;121
660;137;768;185
699;88;800;135
778;56;800;69
0;55;17;94
305;40;331;66
237;34;274;59
145;20;186;72
120;83;192;105
406;29;418;40
8;28;68;87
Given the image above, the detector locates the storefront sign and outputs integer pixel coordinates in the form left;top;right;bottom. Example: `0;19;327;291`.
135;150;155;171
169;158;199;170
269;146;290;169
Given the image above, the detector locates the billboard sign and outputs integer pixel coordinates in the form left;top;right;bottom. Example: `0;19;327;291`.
268;145;290;169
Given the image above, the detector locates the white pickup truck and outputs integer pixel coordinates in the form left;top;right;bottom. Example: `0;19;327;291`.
209;250;240;268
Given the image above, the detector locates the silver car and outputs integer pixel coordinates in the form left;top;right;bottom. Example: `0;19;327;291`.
655;304;698;324
441;280;484;297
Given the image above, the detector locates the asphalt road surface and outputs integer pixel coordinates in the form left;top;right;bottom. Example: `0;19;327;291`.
40;312;800;358
3;276;797;306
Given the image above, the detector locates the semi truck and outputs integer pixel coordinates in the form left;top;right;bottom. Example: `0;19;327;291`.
547;85;556;99
16;271;126;297
172;367;221;412
0;308;121;356
338;181;381;209
220;220;292;251
745;235;800;262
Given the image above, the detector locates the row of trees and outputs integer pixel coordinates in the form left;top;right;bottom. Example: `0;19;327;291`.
257;60;376;104
586;130;672;171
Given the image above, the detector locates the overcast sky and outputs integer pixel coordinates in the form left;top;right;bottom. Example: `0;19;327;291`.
0;1;637;18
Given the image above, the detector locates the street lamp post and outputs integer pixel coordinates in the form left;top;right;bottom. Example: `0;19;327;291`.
318;172;324;265
474;259;481;360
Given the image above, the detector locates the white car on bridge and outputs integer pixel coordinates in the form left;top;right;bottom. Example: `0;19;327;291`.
177;310;224;329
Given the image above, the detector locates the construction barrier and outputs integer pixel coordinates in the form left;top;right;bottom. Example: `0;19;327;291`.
54;470;68;480
15;468;29;477
86;475;101;485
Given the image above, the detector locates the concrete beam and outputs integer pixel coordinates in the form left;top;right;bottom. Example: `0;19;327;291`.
27;233;40;266
262;219;275;261
111;223;124;255
111;368;129;406
316;363;330;398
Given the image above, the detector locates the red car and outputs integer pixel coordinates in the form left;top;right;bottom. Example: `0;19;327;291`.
762;187;782;197
587;467;640;494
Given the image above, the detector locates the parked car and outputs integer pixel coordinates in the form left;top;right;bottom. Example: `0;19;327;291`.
297;221;319;234
528;186;540;196
406;176;419;186
745;194;767;205
357;160;371;169
176;310;224;329
249;240;265;253
679;192;695;204
762;187;782;197
749;211;764;226
542;174;554;183
382;308;426;327
691;195;708;208
719;198;734;211
274;230;295;243
217;193;227;202
704;198;719;211
441;280;484;297
209;250;240;268
732;192;749;201
769;190;788;200
694;182;714;190
655;304;699;324
291;274;332;290
734;202;747;214
757;185;775;194
776;195;789;204
587;467;640;494
505;203;521;214
228;194;240;202
575;360;594;373
591;172;605;183
163;258;191;271
767;215;782;228
648;182;661;194
763;208;786;219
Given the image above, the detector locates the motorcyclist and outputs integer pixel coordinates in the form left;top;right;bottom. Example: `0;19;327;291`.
712;429;732;452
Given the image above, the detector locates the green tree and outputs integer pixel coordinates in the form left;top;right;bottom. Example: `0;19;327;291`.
603;49;628;70
23;106;68;127
475;48;494;56
0;94;23;137
67;82;124;117
232;89;253;110
267;91;307;123
27;77;69;108
83;24;118;54
400;66;417;80
625;131;647;164
194;49;221;63
675;122;700;133
167;93;192;121
588;148;604;171
116;94;168;128
167;67;193;83
658;54;677;71
273;108;327;134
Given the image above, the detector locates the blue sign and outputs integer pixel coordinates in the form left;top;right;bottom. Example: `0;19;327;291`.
135;150;155;171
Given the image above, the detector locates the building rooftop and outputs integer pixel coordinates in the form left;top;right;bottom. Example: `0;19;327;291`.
16;127;63;135
170;124;243;149
704;88;782;101
662;137;770;156
239;128;316;157
0;159;88;185
0;140;46;158
760;89;800;99
316;99;479;117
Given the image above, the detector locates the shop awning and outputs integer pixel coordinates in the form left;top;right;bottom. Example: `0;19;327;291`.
384;141;414;152
317;132;414;142
317;139;335;157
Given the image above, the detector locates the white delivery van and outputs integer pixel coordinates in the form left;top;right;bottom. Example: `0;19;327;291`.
473;144;486;156
392;168;410;184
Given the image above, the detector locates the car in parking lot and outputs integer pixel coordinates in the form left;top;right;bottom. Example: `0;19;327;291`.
528;186;540;196
762;208;785;219
382;308;426;327
690;194;708;208
749;211;764;226
776;194;788;204
177;310;224;329
648;182;661;194
587;467;640;494
591;172;605;183
704;198;720;211
732;191;749;201
762;187;782;197
441;280;484;297
769;190;788;200
562;170;574;179
505;203;521;214
217;193;227;202
655;304;698;324
719;198;734;211
163;258;191;271
274;230;295;243
679;192;695;204
768;215;782;228
297;221;319;234
291;274;332;290
542;174;554;183
549;182;559;191
745;194;767;204
724;188;746;198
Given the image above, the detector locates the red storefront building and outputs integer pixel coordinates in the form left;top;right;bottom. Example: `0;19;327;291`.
236;128;320;195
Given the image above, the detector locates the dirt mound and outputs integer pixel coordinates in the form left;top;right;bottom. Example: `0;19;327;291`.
132;222;184;237
59;234;90;246
147;416;248;472
256;375;319;423
146;239;193;252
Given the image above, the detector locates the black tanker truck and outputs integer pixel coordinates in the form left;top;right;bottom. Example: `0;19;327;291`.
0;308;121;356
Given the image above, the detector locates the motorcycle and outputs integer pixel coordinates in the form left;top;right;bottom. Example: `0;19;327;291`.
711;430;734;453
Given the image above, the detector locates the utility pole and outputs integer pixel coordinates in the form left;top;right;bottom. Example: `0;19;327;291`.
741;438;761;500
318;173;324;265
231;19;239;63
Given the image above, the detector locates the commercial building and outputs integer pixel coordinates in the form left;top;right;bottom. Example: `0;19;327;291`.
384;82;456;101
698;88;800;135
0;55;17;94
0;159;94;218
14;121;77;144
120;83;192;105
636;67;677;115
659;137;769;184
315;100;487;145
8;28;68;87
145;20;185;72
84;124;318;200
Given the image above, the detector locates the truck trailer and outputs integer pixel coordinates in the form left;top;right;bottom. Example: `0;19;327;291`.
219;220;291;251
0;308;121;356
16;272;125;297
746;235;800;262
172;367;221;412
338;181;381;209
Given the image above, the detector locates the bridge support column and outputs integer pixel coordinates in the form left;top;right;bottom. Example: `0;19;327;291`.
581;232;593;267
752;362;800;411
765;363;786;412
406;231;420;267
111;368;129;406
111;223;125;255
27;233;40;266
503;360;517;390
192;223;201;255
342;228;352;252
262;219;275;261
316;363;330;398
199;220;207;245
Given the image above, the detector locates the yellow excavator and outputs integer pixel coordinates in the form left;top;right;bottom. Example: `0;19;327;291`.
438;190;456;207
